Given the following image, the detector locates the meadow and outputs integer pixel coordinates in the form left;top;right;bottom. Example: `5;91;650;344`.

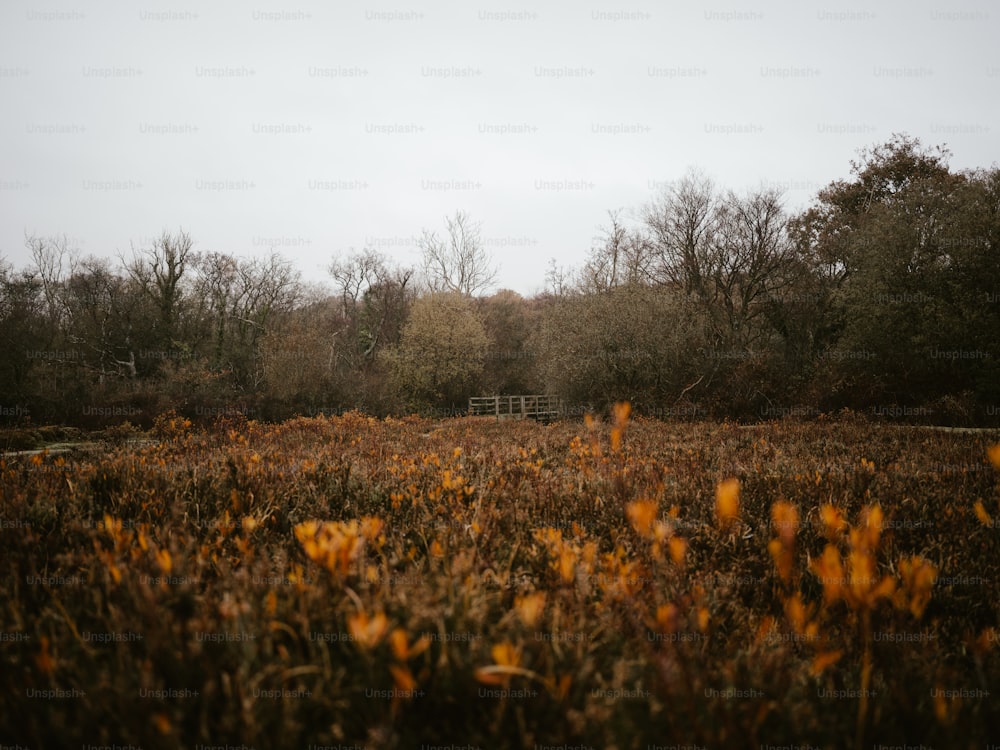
2;409;999;749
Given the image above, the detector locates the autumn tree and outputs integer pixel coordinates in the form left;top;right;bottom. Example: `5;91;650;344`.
0;258;45;413
188;251;300;392
790;134;999;415
476;289;541;394
578;209;657;293
388;292;489;412
531;283;707;414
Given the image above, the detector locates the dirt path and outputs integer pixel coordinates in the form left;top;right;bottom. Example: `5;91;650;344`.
2;438;156;458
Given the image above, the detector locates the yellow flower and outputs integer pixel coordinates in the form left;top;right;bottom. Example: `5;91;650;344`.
475;641;532;686
612;401;631;427
770;501;799;546
668;536;687;566
347;610;389;651
558;547;577;584
715;478;740;525
784;593;808;633
360;515;384;542
389;628;430;661
389;663;417;692
491;641;521;668
812;650;843;676
389;628;409;661
973;500;993;528
988;444;1000;470
933;684;953;724
626;500;658;538
898;555;938;619
156;548;172;576
553;673;573;700
294;521;319;544
610;401;631;452
697;607;710;633
811;544;845;605
820;504;847;538
515;592;546;628
769;538;795;584
859;505;884;550
655;603;678;634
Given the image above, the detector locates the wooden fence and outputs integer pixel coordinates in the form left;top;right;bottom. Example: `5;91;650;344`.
468;395;563;422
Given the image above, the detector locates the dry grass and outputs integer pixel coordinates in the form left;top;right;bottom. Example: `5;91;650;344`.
2;409;999;748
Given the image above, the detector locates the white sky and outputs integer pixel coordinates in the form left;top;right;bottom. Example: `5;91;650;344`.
1;0;996;297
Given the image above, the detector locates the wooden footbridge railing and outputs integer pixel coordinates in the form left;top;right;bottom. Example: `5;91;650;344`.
468;395;563;422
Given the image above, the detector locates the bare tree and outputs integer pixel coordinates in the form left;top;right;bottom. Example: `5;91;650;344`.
191;251;300;387
642;169;719;298
544;257;572;297
579;209;657;292
26;233;77;327
418;210;498;296
123;229;195;346
710;187;796;348
644;172;795;349
329;249;393;315
329;250;414;360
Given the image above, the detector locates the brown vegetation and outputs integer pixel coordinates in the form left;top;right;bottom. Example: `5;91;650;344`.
3;410;999;747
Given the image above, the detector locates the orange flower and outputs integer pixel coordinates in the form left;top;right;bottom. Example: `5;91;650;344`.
626;500;658;538
697;607;710;633
475;641;532;686
389;663;417;692
857;505;884;550
812;650;843;676
655;603;679;634
771;501;799;547
769;538;795;584
35;635;55;675
811;544;845;605
668;536;687;566
389;628;409;660
610;402;631;452
491;641;521;668
820;504;847;538
897;555;938;619
783;593;819;641
347;610;389;650
389;628;429;662
515;592;546;628
294;520;319;544
558;547;577;584
973;500;993;528
715;478;740;526
552;673;573;700
156;548;172;576
360;515;385;542
987;444;1000;470
152;712;172;735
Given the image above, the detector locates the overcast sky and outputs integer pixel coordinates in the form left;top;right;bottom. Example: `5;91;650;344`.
1;0;996;296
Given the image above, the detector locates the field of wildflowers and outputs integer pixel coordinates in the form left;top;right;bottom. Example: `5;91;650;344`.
2;408;1000;749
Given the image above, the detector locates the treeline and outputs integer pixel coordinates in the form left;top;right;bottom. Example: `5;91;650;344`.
2;134;998;428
